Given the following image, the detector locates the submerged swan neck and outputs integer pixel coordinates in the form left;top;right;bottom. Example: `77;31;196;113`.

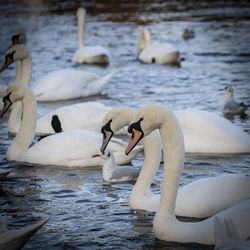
155;109;185;218
7;87;37;160
77;8;86;48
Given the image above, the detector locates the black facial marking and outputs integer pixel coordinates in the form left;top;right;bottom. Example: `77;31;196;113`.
3;92;11;105
11;34;20;43
101;119;113;138
128;117;143;133
107;152;111;157
5;51;16;64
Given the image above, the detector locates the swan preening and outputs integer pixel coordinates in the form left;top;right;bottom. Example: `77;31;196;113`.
138;28;180;64
0;83;141;167
93;148;141;183
0;216;49;250
71;7;110;64
101;106;250;218
125;105;250;244
219;86;248;118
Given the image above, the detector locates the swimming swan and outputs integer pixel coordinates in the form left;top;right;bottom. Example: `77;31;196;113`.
125;105;250;244
71;7;110;64
0;44;114;102
101;106;250;218
138;28;179;64
0;83;141;167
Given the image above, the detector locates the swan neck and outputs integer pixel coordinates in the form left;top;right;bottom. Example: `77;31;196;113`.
155;110;185;219
138;29;151;51
14;61;22;83
78;10;85;48
19;51;32;84
7;89;37;160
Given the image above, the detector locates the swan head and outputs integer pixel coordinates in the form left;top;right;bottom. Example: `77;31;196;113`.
100;106;136;154
77;7;86;19
1;83;28;118
125;105;166;155
0;44;28;73
9;31;27;48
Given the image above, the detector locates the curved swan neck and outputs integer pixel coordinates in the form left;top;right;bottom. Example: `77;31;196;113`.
77;8;86;48
155;109;185;218
14;61;22;83
131;130;162;192
7;87;37;160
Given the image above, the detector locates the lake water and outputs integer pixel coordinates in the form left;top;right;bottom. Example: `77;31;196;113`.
0;1;249;249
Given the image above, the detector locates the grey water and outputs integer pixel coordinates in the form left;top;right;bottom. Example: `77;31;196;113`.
0;0;250;249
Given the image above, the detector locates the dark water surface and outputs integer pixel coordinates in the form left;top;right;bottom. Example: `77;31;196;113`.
0;1;250;249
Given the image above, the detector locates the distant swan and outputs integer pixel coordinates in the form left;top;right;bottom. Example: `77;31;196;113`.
0;83;142;167
138;28;179;64
101;106;250;218
125;105;250;244
0;44;114;102
71;7;110;64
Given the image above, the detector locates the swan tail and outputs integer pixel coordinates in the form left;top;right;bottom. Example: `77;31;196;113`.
88;70;115;95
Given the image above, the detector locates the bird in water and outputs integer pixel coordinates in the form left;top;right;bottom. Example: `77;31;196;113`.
219;86;248;119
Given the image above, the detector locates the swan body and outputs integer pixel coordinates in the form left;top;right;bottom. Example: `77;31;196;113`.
125;105;250;244
1;83;142;167
214;217;250;250
71;7;109;64
138;28;179;64
219;86;248;118
101;107;250;218
93;149;141;182
174;109;250;154
32;69;114;101
0;216;49;250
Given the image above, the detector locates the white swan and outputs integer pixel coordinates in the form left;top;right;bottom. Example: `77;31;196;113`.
214;217;250;249
93;148;141;183
101;106;250;218
138;28;179;64
174;109;250;154
219;86;248;118
125;105;250;244
1;44;114;102
0;216;49;250
71;7;110;65
0;83;142;167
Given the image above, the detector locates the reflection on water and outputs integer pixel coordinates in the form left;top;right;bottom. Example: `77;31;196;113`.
0;0;250;249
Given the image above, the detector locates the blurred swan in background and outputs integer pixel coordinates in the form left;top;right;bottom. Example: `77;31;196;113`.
71;7;110;64
219;86;248;118
138;28;179;64
125;105;250;244
1;83;142;167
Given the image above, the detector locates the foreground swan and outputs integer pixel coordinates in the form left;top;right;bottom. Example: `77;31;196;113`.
138;28;179;64
71;7;110;64
125;105;250;244
0;216;49;250
101;107;250;218
0;83;141;167
0;44;114;102
214;217;250;249
219;86;248;118
93;149;141;183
